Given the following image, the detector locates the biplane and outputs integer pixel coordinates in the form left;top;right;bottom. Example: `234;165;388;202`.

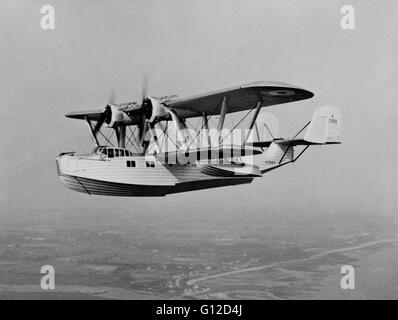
56;80;341;196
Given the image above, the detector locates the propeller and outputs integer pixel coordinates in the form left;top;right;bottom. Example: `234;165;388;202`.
141;74;148;103
108;88;116;105
137;116;148;145
93;90;116;136
138;75;151;148
91;78;151;153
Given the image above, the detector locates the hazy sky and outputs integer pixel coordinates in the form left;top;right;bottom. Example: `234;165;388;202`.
1;0;397;225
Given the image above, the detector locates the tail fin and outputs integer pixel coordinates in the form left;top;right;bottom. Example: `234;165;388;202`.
251;106;341;173
248;106;342;148
304;105;342;144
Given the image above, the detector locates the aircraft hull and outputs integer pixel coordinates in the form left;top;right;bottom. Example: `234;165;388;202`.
56;154;254;197
58;174;253;197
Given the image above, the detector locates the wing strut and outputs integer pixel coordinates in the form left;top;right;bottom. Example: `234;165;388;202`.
278;121;311;164
243;101;262;145
85;118;100;147
164;107;191;150
292;145;310;162
148;123;162;153
202;112;211;148
217;96;228;145
119;126;126;148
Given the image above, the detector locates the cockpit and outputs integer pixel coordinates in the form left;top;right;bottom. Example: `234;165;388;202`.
92;146;134;158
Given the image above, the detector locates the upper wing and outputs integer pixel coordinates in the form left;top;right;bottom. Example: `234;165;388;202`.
65;109;104;121
65;81;314;121
65;102;140;121
166;81;314;118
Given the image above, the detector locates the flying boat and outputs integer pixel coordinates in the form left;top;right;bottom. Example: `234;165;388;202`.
56;80;341;196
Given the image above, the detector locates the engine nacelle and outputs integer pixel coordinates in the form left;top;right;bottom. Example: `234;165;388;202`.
148;97;169;123
104;98;171;128
104;105;137;128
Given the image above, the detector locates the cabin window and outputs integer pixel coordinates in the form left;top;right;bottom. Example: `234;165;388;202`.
126;160;136;167
146;161;155;168
99;148;134;158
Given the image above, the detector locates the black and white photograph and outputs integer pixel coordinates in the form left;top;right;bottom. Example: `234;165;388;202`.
0;0;397;312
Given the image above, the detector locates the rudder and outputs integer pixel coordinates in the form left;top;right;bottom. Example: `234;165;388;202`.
304;105;342;144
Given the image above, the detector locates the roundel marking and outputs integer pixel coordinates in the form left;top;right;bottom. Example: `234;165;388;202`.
265;90;296;96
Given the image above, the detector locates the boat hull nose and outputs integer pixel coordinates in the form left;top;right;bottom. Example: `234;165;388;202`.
58;174;89;194
55;153;73;176
55;155;85;193
57;174;170;197
55;153;170;196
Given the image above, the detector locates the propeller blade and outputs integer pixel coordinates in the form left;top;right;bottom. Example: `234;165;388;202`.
141;74;148;102
139;74;153;121
138;115;148;145
108;89;116;105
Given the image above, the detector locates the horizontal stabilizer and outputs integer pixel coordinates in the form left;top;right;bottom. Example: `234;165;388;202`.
274;139;341;146
247;140;273;148
248;106;342;148
248;138;341;148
